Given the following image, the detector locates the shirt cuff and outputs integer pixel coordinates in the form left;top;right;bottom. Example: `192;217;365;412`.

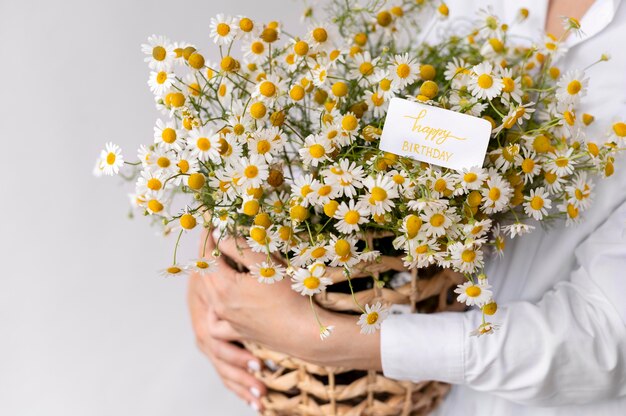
380;311;466;384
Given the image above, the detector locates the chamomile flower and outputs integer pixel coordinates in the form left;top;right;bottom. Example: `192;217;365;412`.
153;119;183;151
187;258;217;276
443;57;470;89
357;302;389;334
187;128;221;163
291;262;333;296
246;225;280;253
250;261;286;284
468;62;503;100
135;169;168;194
492;143;522;172
404;237;442;269
481;173;512;214
454;281;492;307
210;14;237;45
565;172;594;210
363;89;388;118
142;35;175;70
298;134;332;167
311;180;340;206
420;206;454;238
148;70;175;95
361;174;399;215
462;218;493;239
545;147;576;177
454;167;488;193
524;187;552;220
328;235;360;267
319;325;335;340
290;174;317;206
503;222;535;238
99;142;124;176
233;155;269;189
253;74;285;103
242;37;267;63
389;53;419;89
449;92;486;116
311;64;329;86
470;322;500;337
557;201;582;226
519;148;541;184
160;264;187;278
449;242;484;274
499;67;523;104
249;127;285;163
351;52;380;85
308;24;334;52
556;70;588;106
322;159;365;198
334;200;370;234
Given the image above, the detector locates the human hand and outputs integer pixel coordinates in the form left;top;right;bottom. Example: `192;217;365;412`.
187;271;266;412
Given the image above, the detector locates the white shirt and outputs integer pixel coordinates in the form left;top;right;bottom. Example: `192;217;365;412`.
380;1;626;414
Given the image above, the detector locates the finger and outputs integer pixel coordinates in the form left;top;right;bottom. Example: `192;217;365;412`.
217;236;268;271
212;338;261;372
223;379;263;413
207;306;243;341
213;355;267;399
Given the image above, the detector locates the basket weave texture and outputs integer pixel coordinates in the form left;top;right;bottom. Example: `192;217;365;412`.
245;233;465;416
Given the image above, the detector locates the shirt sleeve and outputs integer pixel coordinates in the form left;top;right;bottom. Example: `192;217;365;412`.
381;199;626;406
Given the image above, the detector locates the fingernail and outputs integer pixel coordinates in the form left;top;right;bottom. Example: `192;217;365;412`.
247;360;261;372
250;386;261;398
250;401;260;412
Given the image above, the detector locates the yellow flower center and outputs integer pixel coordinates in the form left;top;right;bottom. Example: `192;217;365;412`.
303;276;320;289
405;215;422;238
293;40;309;56
157;156;170;168
148;199;163;213
312;27;328;43
178;160;190;174
259;267;276;278
318;185;332;196
259;81;276;97
257;139;271;154
415;244;428;255
180;213;197;230
465;285;481;297
196;137;211;151
152;46;166;61
521;158;535;173
250;227;267;243
502;77;515;93
161;128;177;144
359;62;374;76
567;203;579;219
488;187;501;201
463;172;477;183
530;195;544;210
216;23;231;37
332;81;348;97
156;71;168;84
555;157;569;167
334;239;351;256
341;114;358;131
311;247;327;259
244;165;259;178
429;213;445;227
567;80;582;95
106;152;116;165
251;41;265;54
344;210;360;225
187;173;205;190
477;74;494;89
196;261;209;269
167;266;182;274
434;178;447;193
371;92;384;106
366;312;379;325
613;122;626;137
147;178;162;191
370;186;387;202
309;144;326;158
461;249;476;263
396;63;411;79
379;78;392;91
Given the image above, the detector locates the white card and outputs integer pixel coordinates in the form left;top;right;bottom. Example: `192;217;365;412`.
379;98;492;171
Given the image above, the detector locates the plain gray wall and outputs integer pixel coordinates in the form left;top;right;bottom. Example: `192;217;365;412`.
0;0;302;415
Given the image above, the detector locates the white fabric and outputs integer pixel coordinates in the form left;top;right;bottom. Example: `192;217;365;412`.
381;0;626;414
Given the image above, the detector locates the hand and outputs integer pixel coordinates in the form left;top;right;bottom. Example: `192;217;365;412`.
187;271;266;412
203;233;383;371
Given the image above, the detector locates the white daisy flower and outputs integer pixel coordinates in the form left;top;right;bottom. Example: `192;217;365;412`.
319;325;335;340
565;172;594;210
449;92;487;116
443;57;470;89
389;53;419;89
361;174;399;215
519;147;541;184
242;37;267;63
351;52;380;85
291;262;333;296
187;128;221;163
210;14;237;45
373;69;399;99
249;127;285;163
187;258;217;276
334;200;370;234
298;134;332;167
470;321;500;337
160;264;187;278
363;89;388;118
322;159;365;197
148;70;175;96
246;225;280;253
420;206;453;238
404;237;441;269
311;64;329;86
328;235;360;267
250;261;286;284
481;172;512;214
544;147;576;177
135;169;168;194
454;281;492;307
499;67;523;104
454;167;488;194
141;35;175;70
523;187;552;220
492;143;522;172
153;119;183;151
449;242;484;274
543;169;567;193
557;201;582;226
253;74;286;103
503;222;535;238
556;70;589;106
308;24;334;52
310;180;340;206
233;155;269;189
99;142;124;176
462;218;493;239
468;62;503;100
357;302;389;334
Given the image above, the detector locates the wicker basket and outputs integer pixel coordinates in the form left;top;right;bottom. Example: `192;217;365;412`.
243;232;465;416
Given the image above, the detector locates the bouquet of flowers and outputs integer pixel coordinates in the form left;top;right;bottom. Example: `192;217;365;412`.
95;0;624;341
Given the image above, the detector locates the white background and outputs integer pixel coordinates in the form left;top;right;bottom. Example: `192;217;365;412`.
0;1;302;415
